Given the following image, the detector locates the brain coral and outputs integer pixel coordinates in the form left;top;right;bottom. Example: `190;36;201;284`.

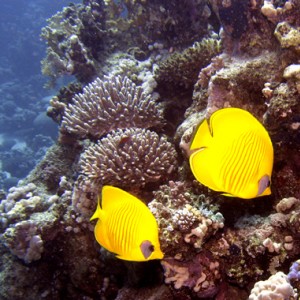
61;75;164;139
78;128;178;188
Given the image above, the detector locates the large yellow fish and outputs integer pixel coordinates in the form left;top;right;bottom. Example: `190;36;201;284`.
90;185;164;261
189;108;274;199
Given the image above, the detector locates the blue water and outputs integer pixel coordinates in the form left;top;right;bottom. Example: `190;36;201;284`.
0;0;81;190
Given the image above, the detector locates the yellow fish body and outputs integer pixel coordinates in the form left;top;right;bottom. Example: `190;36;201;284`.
90;185;164;261
189;108;274;199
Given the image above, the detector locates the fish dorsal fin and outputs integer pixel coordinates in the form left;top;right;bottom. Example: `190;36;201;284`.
209;108;257;137
190;118;213;151
101;185;135;210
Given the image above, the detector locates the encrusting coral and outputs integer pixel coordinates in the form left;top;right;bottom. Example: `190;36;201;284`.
249;271;297;300
149;181;224;256
148;181;224;298
61;75;164;139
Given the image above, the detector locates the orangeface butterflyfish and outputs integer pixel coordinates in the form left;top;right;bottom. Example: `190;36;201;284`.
90;185;164;261
189;108;274;199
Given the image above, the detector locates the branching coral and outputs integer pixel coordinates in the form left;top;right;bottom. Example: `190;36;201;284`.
61;75;164;139
155;37;222;90
78;128;178;188
3;0;299;298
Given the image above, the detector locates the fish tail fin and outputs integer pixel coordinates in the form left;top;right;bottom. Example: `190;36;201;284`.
90;195;103;221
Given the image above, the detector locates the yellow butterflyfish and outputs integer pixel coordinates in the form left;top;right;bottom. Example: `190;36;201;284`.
189;108;274;199
90;185;164;261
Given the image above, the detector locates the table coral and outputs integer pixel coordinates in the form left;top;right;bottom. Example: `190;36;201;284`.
61;75;164;139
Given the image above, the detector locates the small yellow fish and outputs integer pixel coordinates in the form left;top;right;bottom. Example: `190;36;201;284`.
90;185;164;261
189;108;274;199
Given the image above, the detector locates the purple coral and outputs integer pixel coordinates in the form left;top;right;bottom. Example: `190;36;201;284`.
162;252;221;298
61;75;164;139
78;128;178;188
288;260;300;281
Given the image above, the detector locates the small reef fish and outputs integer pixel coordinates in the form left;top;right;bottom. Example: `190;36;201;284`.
189;108;274;199
90;185;164;261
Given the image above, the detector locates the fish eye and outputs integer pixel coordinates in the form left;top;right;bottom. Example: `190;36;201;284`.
149;245;154;252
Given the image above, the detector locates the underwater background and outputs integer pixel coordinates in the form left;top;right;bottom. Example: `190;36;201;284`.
0;0;80;191
0;0;300;299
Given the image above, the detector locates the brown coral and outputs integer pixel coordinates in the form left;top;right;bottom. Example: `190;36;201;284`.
78;128;178;188
61;75;164;139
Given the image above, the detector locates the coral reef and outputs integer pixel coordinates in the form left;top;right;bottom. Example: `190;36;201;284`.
41;0;214;86
1;0;300;299
61;75;164;139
